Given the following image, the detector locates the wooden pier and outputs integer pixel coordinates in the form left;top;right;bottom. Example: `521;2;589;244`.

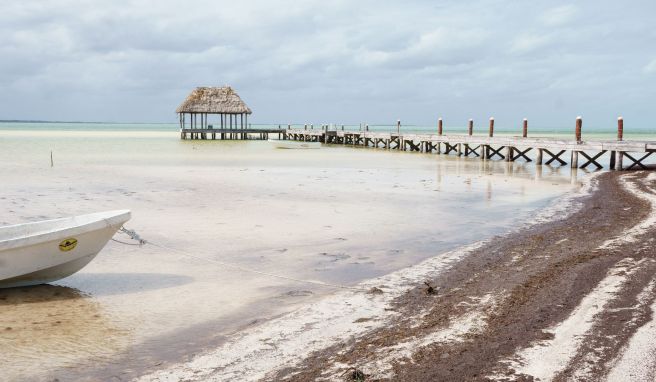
173;88;654;170
282;118;655;171
180;128;284;140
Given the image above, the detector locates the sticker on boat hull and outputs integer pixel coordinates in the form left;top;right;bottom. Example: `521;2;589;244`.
59;238;78;252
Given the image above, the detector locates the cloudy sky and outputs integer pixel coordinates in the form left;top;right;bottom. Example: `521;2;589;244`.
1;0;655;128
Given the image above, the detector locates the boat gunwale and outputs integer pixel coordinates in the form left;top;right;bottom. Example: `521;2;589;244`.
0;210;131;252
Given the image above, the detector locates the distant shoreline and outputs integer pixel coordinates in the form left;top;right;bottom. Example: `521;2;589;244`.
0;120;172;125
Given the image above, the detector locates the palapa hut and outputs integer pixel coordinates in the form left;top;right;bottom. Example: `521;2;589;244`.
176;86;252;139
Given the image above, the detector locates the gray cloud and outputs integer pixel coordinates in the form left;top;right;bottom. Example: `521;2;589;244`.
0;0;655;129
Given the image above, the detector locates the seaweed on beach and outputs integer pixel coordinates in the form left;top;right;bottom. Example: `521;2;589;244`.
424;281;438;295
342;367;367;381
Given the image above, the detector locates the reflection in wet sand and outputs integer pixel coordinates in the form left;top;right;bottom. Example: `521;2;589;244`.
0;285;129;381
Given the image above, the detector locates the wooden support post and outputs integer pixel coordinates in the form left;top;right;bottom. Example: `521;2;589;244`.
617;116;624;141
573;115;583;168
457;143;462;156
397;119;401;135
612;116;623;170
523;118;528;138
536;148;543;165
481;145;487;160
489;117;494;137
468;119;473;136
571;151;579;168
438;118;443;136
615;150;624;170
505;146;512;162
609;149;616;169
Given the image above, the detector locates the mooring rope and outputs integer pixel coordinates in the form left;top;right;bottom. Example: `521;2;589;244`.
110;238;144;246
114;227;368;292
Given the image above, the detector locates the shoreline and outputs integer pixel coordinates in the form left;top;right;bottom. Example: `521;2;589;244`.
132;170;626;382
137;170;656;381
2;134;577;382
276;170;656;381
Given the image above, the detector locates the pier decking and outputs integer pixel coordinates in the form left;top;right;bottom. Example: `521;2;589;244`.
180;128;283;140
283;129;654;170
179;117;655;171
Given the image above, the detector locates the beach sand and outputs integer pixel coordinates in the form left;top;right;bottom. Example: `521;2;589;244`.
0;133;576;381
137;170;656;381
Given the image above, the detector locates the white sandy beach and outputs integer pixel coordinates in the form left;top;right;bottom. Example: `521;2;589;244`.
133;167;656;382
0;130;577;381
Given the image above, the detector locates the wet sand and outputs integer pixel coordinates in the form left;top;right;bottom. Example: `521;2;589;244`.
273;171;656;381
139;171;656;381
0;133;577;381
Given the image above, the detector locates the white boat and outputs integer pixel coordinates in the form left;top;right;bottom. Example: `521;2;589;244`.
268;139;321;149
0;210;130;288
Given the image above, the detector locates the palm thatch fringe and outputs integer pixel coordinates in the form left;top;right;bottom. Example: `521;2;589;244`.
176;86;252;114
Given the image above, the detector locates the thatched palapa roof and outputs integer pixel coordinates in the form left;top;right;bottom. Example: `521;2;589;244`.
176;86;252;114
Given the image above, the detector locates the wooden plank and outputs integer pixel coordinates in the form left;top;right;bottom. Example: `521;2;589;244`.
283;129;654;155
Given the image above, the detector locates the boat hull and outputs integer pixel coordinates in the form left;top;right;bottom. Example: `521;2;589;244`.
0;210;130;288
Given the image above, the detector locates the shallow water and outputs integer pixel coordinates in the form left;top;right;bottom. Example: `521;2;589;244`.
0;128;586;381
1;120;655;140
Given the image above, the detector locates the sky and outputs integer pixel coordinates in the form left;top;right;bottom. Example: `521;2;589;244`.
1;0;655;129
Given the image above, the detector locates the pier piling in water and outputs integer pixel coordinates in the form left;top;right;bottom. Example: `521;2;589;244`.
571;117;582;168
614;117;624;170
281;116;654;171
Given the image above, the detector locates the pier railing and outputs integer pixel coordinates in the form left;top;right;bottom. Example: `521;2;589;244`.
178;117;654;170
281;117;655;171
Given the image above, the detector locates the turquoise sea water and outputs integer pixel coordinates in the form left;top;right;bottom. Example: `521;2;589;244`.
1;121;654;140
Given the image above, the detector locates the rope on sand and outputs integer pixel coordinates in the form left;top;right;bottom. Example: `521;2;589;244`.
113;227;369;292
